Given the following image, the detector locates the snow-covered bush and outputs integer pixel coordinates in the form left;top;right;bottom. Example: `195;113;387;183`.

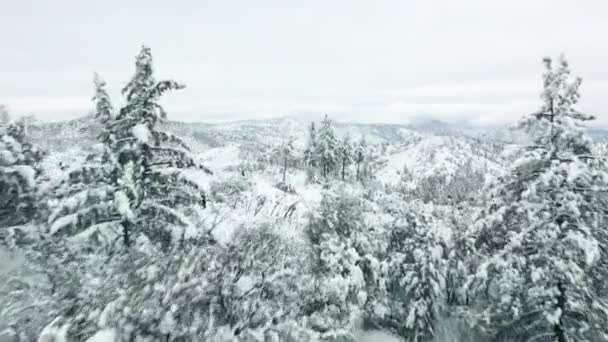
0;120;44;228
304;185;372;335
365;208;445;342
71;224;309;342
76;241;219;341
209;176;253;207
212;224;309;336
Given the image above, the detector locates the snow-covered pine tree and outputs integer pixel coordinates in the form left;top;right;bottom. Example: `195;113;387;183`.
50;47;207;251
468;56;608;341
316;115;338;179
0;119;44;229
105;46;206;250
277;137;295;184
445;204;477;308
93;73;113;127
0;104;9;126
338;133;353;181
33;75;124;340
401;224;444;342
354;136;367;181
370;208;444;341
44;49;212;340
48;73;122;245
304;185;369;336
303;121;318;169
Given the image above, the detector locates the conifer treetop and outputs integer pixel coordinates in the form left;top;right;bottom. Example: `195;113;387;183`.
519;55;594;159
119;45;185;126
93;73;113;125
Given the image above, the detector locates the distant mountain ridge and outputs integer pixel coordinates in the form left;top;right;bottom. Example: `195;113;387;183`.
25;115;608;154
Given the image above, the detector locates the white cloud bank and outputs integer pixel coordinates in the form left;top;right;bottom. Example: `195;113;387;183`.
1;0;607;126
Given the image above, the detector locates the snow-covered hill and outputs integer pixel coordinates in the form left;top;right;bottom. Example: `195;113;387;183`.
379;135;505;184
29;115;507;169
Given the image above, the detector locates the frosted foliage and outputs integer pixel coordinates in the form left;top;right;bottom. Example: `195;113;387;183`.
305;185;373;334
366;208;445;342
89;226;312;341
316;115;339;178
131;124;150;144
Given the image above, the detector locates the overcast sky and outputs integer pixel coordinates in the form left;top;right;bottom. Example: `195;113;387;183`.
1;0;607;126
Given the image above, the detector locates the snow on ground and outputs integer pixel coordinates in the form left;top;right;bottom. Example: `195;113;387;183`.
84;329;117;342
37;319;69;342
204;169;320;244
190;141;325;244
199;144;242;171
0;248;24;274
357;330;403;342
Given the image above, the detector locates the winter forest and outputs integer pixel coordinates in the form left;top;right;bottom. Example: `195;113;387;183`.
2;47;608;342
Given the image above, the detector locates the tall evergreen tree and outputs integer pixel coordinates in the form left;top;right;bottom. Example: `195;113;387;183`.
51;47;207;250
49;73;121;244
315;115;338;179
338;134;353;181
368;208;444;342
400;222;444;342
93;73;113;126
303;122;318;169
468;56;608;341
277;137;295;184
304;186;369;336
354;136;366;182
43;48;212;341
108;45;207;250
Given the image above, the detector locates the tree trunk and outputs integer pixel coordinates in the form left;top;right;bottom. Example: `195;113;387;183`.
341;160;346;180
121;220;131;248
356;162;360;181
554;281;569;342
282;157;287;183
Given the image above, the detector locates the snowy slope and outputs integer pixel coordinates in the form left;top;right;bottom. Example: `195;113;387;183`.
194;143;322;243
379;135;505;184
